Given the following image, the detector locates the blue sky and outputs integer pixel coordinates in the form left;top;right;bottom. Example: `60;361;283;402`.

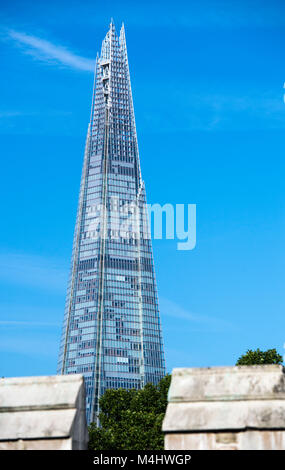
1;0;285;377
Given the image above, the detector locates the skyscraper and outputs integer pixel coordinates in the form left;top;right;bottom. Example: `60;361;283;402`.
57;20;166;424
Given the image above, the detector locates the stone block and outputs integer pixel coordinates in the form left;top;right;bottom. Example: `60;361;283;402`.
0;374;88;450
163;365;285;450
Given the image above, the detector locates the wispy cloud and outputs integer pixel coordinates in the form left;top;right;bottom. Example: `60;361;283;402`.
0;335;59;357
160;296;236;331
0;109;71;119
7;30;95;72
141;85;285;132
0;320;60;327
0;252;68;292
0;304;62;359
0;111;24;118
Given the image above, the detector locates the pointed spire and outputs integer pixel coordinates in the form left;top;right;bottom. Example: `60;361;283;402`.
109;17;115;32
119;22;126;49
89;52;99;122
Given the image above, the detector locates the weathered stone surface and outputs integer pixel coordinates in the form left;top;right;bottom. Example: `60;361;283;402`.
0;374;86;410
164;400;285;431
168;365;285;403
165;430;285;451
0;438;73;450
163;365;285;450
0;375;88;450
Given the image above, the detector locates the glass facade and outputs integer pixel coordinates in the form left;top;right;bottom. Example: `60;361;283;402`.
57;21;166;424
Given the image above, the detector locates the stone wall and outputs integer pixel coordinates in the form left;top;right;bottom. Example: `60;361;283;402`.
163;365;285;450
0;374;89;450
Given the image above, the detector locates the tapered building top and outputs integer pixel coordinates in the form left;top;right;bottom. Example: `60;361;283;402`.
58;22;165;424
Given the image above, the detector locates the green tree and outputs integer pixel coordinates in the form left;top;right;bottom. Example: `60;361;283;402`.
88;374;171;450
236;348;283;366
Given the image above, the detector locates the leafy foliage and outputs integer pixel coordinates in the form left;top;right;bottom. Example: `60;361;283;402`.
236;348;283;366
88;374;171;450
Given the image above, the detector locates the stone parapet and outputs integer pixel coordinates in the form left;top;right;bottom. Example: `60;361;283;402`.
163;365;285;450
0;374;88;450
